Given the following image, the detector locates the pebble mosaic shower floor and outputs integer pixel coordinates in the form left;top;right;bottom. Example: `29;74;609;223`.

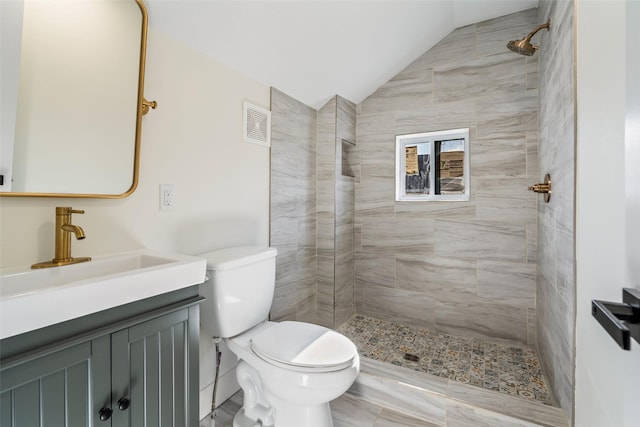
337;315;554;406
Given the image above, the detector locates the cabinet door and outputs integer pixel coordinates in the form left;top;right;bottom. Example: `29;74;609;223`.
0;340;109;427
111;306;199;427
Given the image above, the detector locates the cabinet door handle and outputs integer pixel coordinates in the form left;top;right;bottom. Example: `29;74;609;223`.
99;407;113;421
118;397;131;411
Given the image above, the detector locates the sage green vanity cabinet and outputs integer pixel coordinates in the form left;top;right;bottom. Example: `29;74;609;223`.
0;288;202;427
0;341;99;426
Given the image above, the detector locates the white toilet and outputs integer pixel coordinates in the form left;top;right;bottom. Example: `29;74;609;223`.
199;246;359;427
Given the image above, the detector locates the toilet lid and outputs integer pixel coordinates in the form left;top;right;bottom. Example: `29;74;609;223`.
251;321;357;372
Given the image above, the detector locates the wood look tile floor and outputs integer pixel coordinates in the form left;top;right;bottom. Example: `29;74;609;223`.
200;390;435;427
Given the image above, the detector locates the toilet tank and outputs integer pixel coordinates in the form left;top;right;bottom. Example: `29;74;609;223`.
199;246;277;338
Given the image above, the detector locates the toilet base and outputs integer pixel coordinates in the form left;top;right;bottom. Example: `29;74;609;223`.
233;408;274;427
234;360;335;427
268;399;334;427
234;401;334;427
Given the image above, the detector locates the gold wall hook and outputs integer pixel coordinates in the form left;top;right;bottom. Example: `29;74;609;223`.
142;97;157;115
528;173;551;203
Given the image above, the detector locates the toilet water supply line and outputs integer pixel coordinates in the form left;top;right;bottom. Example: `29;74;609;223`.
211;337;223;420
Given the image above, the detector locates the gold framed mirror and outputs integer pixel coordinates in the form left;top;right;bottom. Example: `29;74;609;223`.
0;0;151;198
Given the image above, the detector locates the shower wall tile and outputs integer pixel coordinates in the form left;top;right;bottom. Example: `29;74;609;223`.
270;214;298;247
270;170;300;218
434;52;526;103
527;307;537;347
316;181;335;218
355;178;395;218
360;66;433;115
335;222;353;256
297;216;316;259
354;223;362;252
362;285;437;328
526;55;539;90
355;112;396;140
476;177;537;222
296;292;316;324
271;244;300;321
314;95;357;329
337;96;356;139
355;253;396;289
317;217;335;257
526;134;540;178
359;149;395;180
434;219;526;261
394;201;476;219
526;222;537;264
361;218;435;254
476;98;538;138
395;254;477;297
434;299;527;343
354;9;540;345
335;96;356;328
476;260;536;307
336;179;355;224
537;270;573;414
470;137;526;178
335;251;355;327
394;100;476;134
317;254;335;328
316;98;338;327
556;229;574;307
270;88;318;323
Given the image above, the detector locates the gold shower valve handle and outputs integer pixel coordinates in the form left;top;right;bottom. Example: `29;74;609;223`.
528;183;550;193
529;173;552;203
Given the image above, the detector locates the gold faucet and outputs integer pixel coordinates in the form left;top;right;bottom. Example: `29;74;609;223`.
32;207;91;269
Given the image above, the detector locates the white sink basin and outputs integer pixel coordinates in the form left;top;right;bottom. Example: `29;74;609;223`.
0;250;206;339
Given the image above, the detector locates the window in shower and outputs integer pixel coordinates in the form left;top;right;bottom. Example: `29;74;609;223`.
395;128;469;201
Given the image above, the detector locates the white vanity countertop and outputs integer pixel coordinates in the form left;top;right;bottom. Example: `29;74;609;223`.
0;250;207;340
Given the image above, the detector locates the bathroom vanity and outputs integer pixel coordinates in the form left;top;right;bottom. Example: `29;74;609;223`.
0;251;206;426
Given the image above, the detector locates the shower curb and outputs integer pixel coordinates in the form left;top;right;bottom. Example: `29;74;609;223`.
346;357;569;427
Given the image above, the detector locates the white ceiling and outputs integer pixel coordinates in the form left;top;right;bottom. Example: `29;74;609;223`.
146;0;539;109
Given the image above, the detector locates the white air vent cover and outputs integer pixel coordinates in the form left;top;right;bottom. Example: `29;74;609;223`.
243;101;271;147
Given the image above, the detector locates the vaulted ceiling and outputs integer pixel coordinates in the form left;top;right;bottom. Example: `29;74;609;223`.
147;0;539;109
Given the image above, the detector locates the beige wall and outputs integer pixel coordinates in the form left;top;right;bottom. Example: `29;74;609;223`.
354;8;540;345
0;28;270;268
0;28;270;420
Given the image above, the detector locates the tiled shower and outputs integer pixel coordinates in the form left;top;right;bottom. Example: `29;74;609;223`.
270;4;575;425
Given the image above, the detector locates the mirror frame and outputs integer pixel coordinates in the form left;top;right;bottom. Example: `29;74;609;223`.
1;0;149;199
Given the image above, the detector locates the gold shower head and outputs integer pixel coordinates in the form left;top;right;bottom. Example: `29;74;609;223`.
507;20;551;56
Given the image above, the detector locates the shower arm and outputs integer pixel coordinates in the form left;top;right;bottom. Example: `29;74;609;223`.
524;20;551;43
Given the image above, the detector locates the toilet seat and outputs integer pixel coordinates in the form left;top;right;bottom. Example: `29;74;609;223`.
250;321;358;373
